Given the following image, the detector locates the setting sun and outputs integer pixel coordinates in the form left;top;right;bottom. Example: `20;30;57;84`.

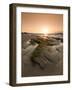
42;28;48;36
22;13;63;34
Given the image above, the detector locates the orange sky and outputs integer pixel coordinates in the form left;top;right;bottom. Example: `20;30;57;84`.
21;13;63;33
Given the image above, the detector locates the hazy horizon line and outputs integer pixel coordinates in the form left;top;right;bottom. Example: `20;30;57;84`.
22;31;63;34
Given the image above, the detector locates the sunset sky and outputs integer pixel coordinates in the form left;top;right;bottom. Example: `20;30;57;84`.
21;13;63;34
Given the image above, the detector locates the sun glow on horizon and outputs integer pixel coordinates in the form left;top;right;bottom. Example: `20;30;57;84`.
42;28;48;36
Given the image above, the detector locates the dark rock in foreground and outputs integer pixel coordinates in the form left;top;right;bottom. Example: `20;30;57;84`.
22;32;63;77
